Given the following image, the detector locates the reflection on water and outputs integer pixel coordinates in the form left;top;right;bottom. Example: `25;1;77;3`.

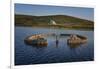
67;42;87;48
24;41;48;48
15;27;94;65
55;41;59;48
26;43;47;48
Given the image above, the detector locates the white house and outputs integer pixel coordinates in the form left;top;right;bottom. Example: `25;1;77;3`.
50;19;57;25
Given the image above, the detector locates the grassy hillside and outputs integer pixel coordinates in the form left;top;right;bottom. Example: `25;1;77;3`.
15;14;94;30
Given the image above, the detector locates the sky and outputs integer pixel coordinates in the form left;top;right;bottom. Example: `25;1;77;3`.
15;3;94;21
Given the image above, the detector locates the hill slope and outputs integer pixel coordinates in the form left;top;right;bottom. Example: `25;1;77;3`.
15;14;94;29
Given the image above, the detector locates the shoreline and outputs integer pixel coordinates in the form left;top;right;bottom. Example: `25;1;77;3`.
15;25;94;31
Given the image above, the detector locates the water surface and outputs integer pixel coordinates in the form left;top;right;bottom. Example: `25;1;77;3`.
15;26;94;65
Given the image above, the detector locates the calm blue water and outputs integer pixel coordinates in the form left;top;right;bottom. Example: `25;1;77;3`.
15;26;94;65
